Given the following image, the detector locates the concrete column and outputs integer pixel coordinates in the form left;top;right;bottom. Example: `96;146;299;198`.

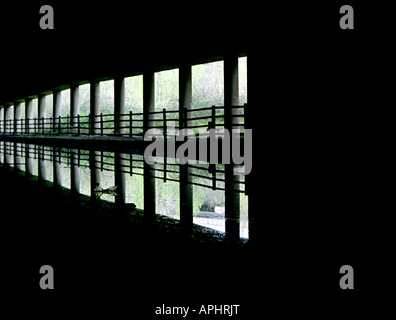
38;95;46;134
143;70;156;217
71;84;80;133
224;55;241;241
53;90;62;132
90;150;101;200
25;143;33;177
71;148;80;194
114;152;126;207
114;76;126;135
53;147;62;188
90;81;100;135
25;98;33;134
179;64;193;228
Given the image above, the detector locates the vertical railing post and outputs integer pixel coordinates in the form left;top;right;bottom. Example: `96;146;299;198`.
100;113;104;136
129;111;133;137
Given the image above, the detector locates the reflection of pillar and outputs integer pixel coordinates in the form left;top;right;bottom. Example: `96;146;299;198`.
25;98;33;134
25;143;33;177
38;145;46;182
53;90;61;133
90;81;100;135
71;149;80;194
224;54;241;241
114;152;126;206
71;84;80;133
53;147;62;188
114;76;125;135
90;150;101;200
14;143;21;172
179;63;193;228
4;142;10;165
38;94;46;134
143;70;156;217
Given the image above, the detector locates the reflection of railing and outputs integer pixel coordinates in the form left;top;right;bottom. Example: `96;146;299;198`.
0;143;245;193
0;105;246;137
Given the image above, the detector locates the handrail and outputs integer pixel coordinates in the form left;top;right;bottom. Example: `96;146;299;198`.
0;104;246;137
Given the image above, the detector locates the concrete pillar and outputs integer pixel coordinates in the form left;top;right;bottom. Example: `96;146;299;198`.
38;95;46;134
90;150;101;200
71;149;80;194
90;81;100;135
224;55;241;241
114;76;126;135
25;98;33;134
25;143;33;177
179;64;193;228
143;70;156;217
53;90;62;132
114;152;126;207
53;147;62;188
71;84;80;133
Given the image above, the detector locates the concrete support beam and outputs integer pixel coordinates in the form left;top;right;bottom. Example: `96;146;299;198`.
71;149;80;194
224;54;241;241
90;150;101;200
143;70;156;217
53;90;62;132
38;95;46;134
90;81;101;135
114;152;126;207
71;84;80;132
114;76;126;135
25;98;33;134
179;64;193;228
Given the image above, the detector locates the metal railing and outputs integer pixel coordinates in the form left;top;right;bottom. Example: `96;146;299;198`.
0;105;246;137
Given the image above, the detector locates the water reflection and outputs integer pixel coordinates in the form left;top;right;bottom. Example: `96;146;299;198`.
0;141;248;238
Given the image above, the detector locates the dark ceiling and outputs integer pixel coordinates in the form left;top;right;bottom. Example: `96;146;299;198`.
0;1;251;104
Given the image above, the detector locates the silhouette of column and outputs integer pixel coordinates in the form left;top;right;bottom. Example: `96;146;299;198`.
25;98;33;135
114;152;126;207
4;104;12;134
14;102;21;134
38;94;46;134
179;63;193;228
70;84;80;133
71;148;80;195
224;54;240;241
90;150;101;201
114;76;125;135
53;147;62;188
24;143;33;177
38;145;46;182
143;70;156;218
90;81;100;135
53;90;61;133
